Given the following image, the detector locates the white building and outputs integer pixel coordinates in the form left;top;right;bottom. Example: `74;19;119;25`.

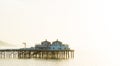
35;40;70;50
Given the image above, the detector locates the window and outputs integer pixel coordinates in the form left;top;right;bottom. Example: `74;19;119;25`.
53;47;54;49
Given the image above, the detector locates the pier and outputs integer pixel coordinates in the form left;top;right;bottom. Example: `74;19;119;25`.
0;40;74;59
0;49;74;59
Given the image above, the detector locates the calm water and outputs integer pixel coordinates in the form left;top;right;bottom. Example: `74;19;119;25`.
0;50;113;66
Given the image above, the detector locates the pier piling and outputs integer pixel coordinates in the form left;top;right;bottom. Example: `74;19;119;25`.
0;49;74;59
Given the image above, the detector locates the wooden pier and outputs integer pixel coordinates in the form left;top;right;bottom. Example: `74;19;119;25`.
0;49;74;59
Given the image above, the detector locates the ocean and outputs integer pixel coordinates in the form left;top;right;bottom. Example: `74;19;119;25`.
0;50;114;66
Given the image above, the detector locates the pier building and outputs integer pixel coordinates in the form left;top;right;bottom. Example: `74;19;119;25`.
35;40;70;50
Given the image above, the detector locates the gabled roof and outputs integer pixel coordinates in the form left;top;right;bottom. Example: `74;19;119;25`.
41;39;51;45
52;39;62;45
